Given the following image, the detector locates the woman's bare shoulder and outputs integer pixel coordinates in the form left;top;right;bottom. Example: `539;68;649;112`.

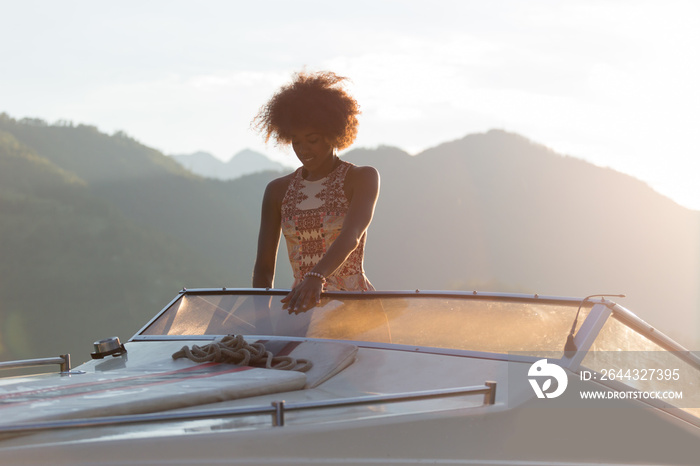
264;171;297;199
346;163;379;186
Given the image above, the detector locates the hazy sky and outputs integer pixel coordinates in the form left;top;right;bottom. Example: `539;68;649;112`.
2;0;699;210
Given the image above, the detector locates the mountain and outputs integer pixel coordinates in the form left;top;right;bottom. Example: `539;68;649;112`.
0;125;223;362
0;114;286;362
170;149;290;180
1;114;697;363
345;131;700;349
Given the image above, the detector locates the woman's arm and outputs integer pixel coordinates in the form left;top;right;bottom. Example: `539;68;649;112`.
283;166;380;311
252;177;288;288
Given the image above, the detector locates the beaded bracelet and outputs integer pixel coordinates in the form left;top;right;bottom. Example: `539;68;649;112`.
304;272;326;283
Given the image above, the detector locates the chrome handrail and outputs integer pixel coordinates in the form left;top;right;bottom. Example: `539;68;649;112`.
0;381;497;434
0;354;71;373
271;381;497;426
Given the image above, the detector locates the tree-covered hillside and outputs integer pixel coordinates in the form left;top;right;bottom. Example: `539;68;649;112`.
0;115;283;362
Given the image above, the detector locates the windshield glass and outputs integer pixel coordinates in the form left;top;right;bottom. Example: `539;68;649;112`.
140;291;589;356
583;314;700;418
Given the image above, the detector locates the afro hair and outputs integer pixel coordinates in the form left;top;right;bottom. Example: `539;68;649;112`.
253;71;360;150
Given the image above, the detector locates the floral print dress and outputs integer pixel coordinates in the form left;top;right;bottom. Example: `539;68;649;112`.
281;160;374;291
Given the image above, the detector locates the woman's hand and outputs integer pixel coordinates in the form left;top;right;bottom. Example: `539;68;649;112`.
281;275;324;313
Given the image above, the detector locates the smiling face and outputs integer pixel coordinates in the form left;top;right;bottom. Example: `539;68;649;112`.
290;128;336;178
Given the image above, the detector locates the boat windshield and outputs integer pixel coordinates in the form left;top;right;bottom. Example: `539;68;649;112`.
139;290;590;357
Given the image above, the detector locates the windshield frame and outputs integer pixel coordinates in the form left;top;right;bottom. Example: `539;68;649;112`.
132;288;697;364
132;288;597;361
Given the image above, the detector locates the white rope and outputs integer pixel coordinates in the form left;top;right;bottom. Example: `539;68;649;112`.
172;335;312;372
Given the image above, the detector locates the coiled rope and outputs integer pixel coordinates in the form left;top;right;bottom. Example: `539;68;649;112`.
172;335;312;372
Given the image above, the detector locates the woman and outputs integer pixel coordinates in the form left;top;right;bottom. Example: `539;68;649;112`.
252;71;379;313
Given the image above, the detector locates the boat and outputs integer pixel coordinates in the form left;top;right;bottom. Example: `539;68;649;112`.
0;288;698;465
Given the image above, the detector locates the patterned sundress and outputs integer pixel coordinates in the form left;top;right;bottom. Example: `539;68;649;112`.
281;160;374;291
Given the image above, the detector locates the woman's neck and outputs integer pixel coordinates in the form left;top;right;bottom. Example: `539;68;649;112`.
302;154;340;181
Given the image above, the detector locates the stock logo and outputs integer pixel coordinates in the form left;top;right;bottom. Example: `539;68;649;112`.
528;359;568;399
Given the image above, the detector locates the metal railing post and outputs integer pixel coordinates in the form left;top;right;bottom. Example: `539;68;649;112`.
484;381;497;405
272;401;285;427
